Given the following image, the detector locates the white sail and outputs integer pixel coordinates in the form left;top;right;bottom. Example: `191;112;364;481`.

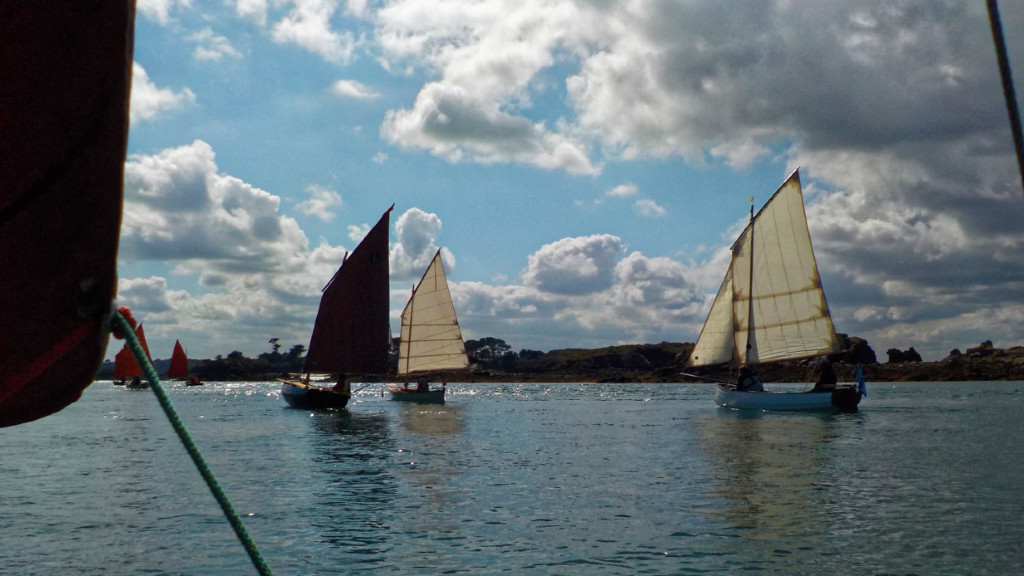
688;170;841;367
398;250;469;375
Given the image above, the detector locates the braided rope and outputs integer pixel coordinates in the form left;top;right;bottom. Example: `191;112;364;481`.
112;311;275;576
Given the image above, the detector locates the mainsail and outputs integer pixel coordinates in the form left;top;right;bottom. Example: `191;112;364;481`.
0;4;135;427
168;340;188;378
304;205;393;375
398;250;469;376
688;170;841;367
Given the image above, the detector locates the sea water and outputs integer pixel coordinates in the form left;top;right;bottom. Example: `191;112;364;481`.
1;381;1022;575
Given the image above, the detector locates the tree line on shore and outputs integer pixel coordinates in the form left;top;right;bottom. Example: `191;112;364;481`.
95;335;1024;382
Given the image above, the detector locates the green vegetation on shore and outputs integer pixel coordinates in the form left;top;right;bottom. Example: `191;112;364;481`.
96;337;1024;383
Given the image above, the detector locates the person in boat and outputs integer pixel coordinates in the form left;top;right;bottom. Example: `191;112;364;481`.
736;366;763;392
416;375;429;392
332;373;350;395
130;375;141;387
811;357;837;392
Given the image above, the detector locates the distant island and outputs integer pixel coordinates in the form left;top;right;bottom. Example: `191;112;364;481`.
95;337;1024;383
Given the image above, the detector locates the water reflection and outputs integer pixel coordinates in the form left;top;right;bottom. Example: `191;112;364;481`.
391;403;468;540
695;410;839;566
305;410;398;562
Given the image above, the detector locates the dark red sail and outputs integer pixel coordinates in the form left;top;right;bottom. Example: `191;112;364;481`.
168;340;189;379
304;206;393;375
0;3;135;426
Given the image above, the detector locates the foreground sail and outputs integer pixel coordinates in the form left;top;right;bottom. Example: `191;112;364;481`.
389;250;468;404
686;170;861;412
0;4;135;426
280;206;393;409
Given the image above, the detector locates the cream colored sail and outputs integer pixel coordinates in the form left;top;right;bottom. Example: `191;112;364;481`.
688;170;841;367
398;250;469;375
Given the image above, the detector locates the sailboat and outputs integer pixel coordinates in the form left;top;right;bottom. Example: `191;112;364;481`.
168;340;189;379
388;250;469;404
167;340;202;385
114;324;152;389
279;205;393;409
685;170;862;412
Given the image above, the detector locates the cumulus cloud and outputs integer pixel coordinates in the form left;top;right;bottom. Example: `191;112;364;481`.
391;207;449;281
523;235;624;295
271;0;355;64
122;140;311;277
187;27;243;61
296;185;342;221
634;198;667;218
137;0;191;25
450;242;709;351
607;183;638;197
331;79;380;99
130;63;196;124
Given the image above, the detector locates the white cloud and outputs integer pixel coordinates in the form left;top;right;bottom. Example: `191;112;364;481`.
391;207;445;281
523;235;624;295
187;28;243;61
122;140;310;276
634;198;667;218
271;0;355;64
130;63;196;124
296;185;342;221
607;183;638;197
137;0;191;25
331;79;380;99
235;0;268;26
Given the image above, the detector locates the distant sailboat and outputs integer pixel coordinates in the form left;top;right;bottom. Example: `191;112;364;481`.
168;340;188;379
114;324;152;389
279;205;393;409
685;170;862;411
388;250;469;404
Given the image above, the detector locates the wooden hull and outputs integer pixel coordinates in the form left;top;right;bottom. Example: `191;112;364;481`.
714;384;861;412
387;384;445;404
280;380;350;409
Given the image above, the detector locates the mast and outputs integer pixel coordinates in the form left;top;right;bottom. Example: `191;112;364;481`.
744;204;756;366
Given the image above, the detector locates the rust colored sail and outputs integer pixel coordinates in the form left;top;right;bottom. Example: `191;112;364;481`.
304;206;393;375
168;340;188;378
0;3;136;426
113;324;152;379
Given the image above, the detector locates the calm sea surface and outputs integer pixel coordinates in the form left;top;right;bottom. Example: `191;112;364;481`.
2;380;1022;575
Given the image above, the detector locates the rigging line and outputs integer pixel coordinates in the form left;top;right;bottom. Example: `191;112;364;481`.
111;311;275;576
987;0;1024;195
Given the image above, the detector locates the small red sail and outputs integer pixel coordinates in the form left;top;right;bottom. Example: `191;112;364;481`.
168;340;189;378
0;3;136;427
304;205;393;375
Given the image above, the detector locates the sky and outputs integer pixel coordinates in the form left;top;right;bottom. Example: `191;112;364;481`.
113;0;1024;363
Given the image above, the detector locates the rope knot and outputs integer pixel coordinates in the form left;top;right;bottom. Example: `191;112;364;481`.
112;306;137;339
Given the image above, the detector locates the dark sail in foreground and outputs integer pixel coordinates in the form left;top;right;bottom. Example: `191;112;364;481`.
280;205;394;410
0;4;136;426
304;205;393;375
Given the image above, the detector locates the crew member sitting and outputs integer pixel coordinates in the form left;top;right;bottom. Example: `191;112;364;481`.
736;366;763;391
811;358;837;392
416;375;429;392
333;373;350;394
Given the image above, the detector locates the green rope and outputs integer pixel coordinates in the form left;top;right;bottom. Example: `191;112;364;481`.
112;311;275;576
